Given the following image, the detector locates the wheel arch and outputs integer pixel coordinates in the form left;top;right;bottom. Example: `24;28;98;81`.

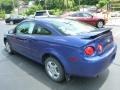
4;37;7;45
98;19;105;25
42;53;64;67
41;52;69;74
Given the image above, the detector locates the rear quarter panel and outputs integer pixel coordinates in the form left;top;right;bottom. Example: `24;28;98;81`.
28;36;85;74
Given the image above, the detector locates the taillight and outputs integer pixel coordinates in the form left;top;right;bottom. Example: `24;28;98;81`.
84;46;95;56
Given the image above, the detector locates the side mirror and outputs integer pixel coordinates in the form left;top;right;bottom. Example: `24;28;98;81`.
8;30;14;34
91;15;93;18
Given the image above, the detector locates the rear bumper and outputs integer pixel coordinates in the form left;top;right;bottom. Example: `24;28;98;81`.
66;44;117;77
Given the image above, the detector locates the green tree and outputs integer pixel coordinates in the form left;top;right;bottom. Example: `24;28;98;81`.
0;0;18;14
0;10;5;19
25;5;43;15
97;0;109;8
74;0;99;5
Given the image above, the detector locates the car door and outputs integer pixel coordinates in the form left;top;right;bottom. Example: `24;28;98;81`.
81;13;96;25
10;21;35;56
28;23;52;62
70;13;93;24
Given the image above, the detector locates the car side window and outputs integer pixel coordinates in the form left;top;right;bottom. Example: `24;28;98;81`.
33;25;51;35
78;13;84;17
15;22;35;34
71;13;84;17
83;13;92;17
71;13;79;17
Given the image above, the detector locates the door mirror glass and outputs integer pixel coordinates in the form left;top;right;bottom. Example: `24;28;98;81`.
91;15;93;18
8;30;14;34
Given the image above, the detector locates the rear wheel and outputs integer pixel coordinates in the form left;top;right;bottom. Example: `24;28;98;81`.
45;56;65;82
96;20;104;28
10;21;14;25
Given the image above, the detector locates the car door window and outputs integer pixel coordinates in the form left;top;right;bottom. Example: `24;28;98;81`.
33;25;51;35
78;13;84;17
16;22;35;34
71;13;84;17
83;13;92;17
71;13;80;17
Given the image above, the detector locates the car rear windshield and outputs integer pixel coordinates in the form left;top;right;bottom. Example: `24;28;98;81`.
35;11;46;16
51;19;97;35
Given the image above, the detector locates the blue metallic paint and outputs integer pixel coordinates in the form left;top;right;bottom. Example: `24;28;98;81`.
4;18;117;77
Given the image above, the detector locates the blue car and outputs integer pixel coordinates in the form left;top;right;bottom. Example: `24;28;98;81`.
4;18;117;82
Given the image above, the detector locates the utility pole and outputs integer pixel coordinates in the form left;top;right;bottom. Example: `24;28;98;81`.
12;0;15;11
17;0;19;15
79;0;80;11
39;0;41;5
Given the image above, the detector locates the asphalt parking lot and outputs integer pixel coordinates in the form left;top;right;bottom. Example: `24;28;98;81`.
0;20;120;90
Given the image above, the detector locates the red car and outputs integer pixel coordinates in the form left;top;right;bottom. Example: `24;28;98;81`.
62;12;106;28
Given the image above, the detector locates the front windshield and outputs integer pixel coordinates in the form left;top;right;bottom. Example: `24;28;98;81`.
51;19;97;35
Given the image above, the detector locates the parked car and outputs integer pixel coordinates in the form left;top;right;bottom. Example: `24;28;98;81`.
62;12;106;28
34;10;56;18
5;15;25;24
4;18;116;82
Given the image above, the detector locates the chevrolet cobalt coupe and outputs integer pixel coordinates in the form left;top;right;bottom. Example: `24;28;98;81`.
4;18;117;82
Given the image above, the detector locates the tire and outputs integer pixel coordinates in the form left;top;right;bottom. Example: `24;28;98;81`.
5;21;9;24
5;41;14;54
45;56;65;82
96;20;104;28
10;21;14;25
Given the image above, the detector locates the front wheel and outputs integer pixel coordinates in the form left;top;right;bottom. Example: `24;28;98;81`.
5;41;14;54
45;56;65;82
96;20;104;28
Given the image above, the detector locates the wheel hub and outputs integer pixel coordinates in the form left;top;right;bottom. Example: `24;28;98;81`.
47;61;60;79
98;21;103;28
6;43;11;53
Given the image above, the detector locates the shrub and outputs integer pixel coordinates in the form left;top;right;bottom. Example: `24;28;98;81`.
25;5;43;15
51;9;63;16
0;10;5;19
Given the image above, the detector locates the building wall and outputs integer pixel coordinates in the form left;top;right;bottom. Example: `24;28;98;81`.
110;0;120;11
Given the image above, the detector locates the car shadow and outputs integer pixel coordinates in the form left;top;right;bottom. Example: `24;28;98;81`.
2;49;109;90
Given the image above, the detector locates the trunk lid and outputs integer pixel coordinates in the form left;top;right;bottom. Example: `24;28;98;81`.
80;28;113;55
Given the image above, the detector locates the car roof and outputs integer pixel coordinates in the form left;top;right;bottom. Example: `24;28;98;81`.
73;11;91;14
39;18;75;24
64;11;91;16
22;18;66;35
25;17;71;24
